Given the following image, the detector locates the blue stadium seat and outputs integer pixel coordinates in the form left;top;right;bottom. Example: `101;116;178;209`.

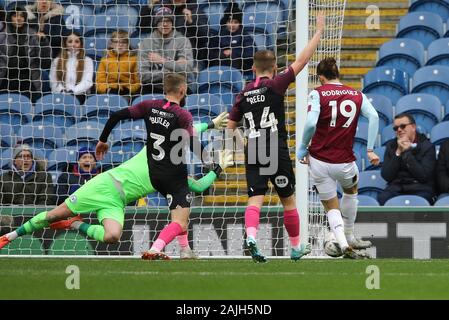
365;94;393;132
84;29;110;59
243;27;274;51
61;0;96;35
430;121;449;145
242;1;284;36
354;150;363;171
33;94;79;129
186;94;225;118
357;195;380;206
147;192;168;207
384;195;430;206
444;99;449;121
111;140;145;154
376;39;425;76
0;124;14;148
110;144;139;164
446;18;449;37
199;0;228;32
426;38;449;66
411;66;449;106
362;67;409;105
409;0;449;21
0;93;32;131
197;66;244;109
112;120;146;142
358;170;387;199
83;94;128;120
100;3;140;33
354;122;370;156
17;123;64;158
396;12;444;48
132;94;165;105
65;122;104;149
0;148;13;170
434;194;449;206
46;148;79;172
365;146;386;171
381;124;396;146
395;94;442;134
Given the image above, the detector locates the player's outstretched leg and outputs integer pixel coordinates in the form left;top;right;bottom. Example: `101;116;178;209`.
340;191;372;249
177;231;199;259
0;204;73;250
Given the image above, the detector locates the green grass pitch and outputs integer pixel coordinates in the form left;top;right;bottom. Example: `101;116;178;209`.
1;258;448;299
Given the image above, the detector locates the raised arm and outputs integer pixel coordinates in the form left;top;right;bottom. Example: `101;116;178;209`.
290;12;325;76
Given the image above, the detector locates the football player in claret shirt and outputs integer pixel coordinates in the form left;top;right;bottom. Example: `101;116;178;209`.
226;13;325;262
297;57;380;259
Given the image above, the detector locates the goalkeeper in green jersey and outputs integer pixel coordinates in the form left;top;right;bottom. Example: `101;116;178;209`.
0;115;233;259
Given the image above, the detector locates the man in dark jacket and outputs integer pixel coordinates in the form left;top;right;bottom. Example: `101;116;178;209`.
436;140;449;196
0;144;56;205
56;147;99;204
378;113;436;205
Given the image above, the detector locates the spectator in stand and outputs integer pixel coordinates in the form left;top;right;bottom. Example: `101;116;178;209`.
0;6;51;102
56;147;99;205
208;2;256;74
139;6;194;94
378;113;436;205
50;31;93;104
96;30;141;101
0;144;56;205
25;0;68;59
138;0;162;35
436;140;449;198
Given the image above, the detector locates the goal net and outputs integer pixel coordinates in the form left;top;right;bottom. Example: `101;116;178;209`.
0;0;346;257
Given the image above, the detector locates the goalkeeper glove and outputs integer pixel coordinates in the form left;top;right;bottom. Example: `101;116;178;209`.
208;112;229;129
212;149;234;176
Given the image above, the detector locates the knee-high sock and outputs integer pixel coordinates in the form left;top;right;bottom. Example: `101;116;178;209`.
340;193;358;242
76;223;105;242
284;209;300;249
5;211;49;241
151;222;183;252
177;231;190;249
245;206;260;239
327;209;349;250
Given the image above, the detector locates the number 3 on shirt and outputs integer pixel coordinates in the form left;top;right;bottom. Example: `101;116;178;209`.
150;132;165;160
244;107;278;138
329;100;357;128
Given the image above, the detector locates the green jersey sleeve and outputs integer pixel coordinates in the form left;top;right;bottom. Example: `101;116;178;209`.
188;171;218;193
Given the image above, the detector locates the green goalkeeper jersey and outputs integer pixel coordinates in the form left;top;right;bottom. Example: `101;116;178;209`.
106;122;216;204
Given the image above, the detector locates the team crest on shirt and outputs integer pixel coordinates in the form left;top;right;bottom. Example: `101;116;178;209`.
166;194;173;207
275;175;289;188
69;195;77;203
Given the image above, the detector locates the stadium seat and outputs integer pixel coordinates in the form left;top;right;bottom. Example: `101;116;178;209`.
61;0;96;35
33;94;80;129
147;192;169;207
426;38;449;66
384;195;430;206
430;121;449;145
186;94;225;118
357;195;380;206
197;66;244;109
444;100;449;121
112;120;146;142
362;67;409;105
354;150;363;171
0;93;32;131
242;1;284;36
101;3;139;33
84;29;111;60
396;12;444;48
111;140;145;154
364;146;386;171
381;124;396;146
376;39;425;76
395;94;442;134
409;0;449;21
0;124;14;148
358;170;387;199
110;144;139;164
243;27;274;51
17;123;64;158
46;148;79;172
83;94;128;121
65;122;104;149
446;17;449;37
0;148;12;170
411;66;449;106
354;123;373;156
365;94;393;132
434;194;449;206
199;0;228;32
132;94;165;105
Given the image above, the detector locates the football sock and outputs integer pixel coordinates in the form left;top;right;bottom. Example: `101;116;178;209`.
77;223;105;242
341;193;358;243
177;231;190;249
284;208;300;249
327;209;349;251
150;222;183;252
245;206;260;240
5;211;49;241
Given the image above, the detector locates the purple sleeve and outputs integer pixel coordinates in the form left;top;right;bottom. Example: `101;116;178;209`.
128;101;157;119
271;66;295;96
228;94;244;122
177;109;194;136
